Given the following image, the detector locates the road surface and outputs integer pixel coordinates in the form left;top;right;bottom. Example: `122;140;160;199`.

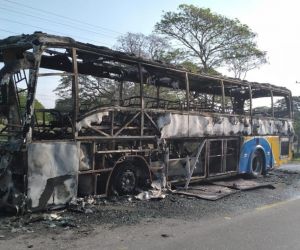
1;196;300;250
1;163;300;250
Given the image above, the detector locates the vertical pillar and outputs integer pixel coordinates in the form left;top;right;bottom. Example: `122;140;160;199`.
248;84;253;134
288;93;293;119
220;80;225;113
71;48;79;138
270;89;274;117
185;72;190;111
138;63;144;136
156;85;160;108
23;46;43;143
119;81;123;106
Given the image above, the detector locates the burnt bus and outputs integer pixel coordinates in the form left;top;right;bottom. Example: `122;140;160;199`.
0;32;294;212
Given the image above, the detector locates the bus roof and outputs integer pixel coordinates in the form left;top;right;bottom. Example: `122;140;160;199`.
0;32;291;96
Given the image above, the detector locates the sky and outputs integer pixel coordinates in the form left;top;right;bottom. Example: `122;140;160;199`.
0;0;300;107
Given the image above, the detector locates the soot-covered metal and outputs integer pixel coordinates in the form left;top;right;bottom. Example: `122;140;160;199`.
0;32;294;213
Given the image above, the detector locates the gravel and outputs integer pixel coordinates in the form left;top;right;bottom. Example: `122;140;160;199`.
0;167;300;239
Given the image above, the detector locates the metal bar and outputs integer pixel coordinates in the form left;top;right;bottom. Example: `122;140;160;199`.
119;82;123;106
156;85;160;108
289;94;293;119
220;80;225;113
37;72;74;77
110;111;114;136
71;48;79;137
96;148;156;154
88;126;111;137
114;112;140;136
22;69;29;88
138;63;144;137
76;135;156;141
270;90;274;117
92;142;96;170
222;140;227;172
22;46;43;142
93;174;98;195
144;112;160;133
184;139;206;189
205;140;209;178
11;75;22;123
185;72;190;137
185;72;190;111
79;168;113;174
248;83;253;134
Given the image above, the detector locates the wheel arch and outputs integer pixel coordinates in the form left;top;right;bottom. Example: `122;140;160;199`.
239;137;274;174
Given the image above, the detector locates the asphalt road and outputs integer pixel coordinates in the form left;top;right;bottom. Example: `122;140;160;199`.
85;197;300;250
4;196;300;250
147;197;300;250
1;163;300;250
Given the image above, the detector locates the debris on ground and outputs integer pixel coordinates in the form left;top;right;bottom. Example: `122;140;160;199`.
135;181;167;200
67;196;98;214
0;168;299;239
174;184;238;200
212;178;275;191
173;178;274;200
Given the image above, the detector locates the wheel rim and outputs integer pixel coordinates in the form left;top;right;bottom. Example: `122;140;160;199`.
119;169;136;193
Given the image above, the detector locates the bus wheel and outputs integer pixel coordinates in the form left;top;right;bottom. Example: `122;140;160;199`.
114;163;137;195
251;150;264;177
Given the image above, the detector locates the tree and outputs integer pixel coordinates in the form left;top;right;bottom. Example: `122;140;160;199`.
54;75;119;112
155;4;267;75
18;92;45;120
224;46;267;79
115;32;171;61
116;32;206;74
115;32;148;58
292;96;300;155
114;32;190;101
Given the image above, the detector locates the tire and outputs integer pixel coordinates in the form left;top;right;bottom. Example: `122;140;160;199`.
251;150;264;177
114;162;137;195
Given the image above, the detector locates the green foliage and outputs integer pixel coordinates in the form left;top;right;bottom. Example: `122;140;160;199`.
155;4;267;76
18;92;45;120
224;46;267;79
115;33;171;61
293;96;300;137
19;92;44;110
54;75;121;111
180;61;199;73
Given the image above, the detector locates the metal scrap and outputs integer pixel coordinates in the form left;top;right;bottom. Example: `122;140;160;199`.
135;181;166;200
175;184;238;201
212;178;275;190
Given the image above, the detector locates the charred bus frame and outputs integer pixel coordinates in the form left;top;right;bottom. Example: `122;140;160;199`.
0;32;294;211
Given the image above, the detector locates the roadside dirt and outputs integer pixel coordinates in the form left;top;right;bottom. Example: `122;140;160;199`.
0;167;300;244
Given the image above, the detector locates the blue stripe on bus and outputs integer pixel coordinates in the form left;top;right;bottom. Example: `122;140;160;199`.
239;137;274;174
